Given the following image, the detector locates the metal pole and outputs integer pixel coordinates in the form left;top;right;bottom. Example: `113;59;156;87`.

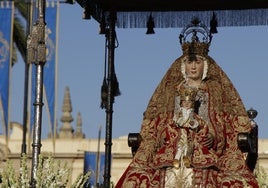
30;0;46;186
103;10;116;188
21;0;33;155
96;125;101;187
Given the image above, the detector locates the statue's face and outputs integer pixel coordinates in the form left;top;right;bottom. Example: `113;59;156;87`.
181;100;194;109
185;58;204;81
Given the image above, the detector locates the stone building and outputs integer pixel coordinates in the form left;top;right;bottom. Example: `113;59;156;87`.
0;87;267;186
0;86;133;186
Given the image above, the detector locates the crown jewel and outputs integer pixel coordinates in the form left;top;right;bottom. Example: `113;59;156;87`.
179;18;212;57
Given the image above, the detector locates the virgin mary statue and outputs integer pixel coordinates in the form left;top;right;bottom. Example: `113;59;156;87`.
115;19;259;188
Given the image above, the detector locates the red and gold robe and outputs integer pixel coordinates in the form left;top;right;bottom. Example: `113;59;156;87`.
115;55;259;188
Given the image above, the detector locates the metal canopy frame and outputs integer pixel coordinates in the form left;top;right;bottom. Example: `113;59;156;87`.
77;0;268;12
75;1;267;187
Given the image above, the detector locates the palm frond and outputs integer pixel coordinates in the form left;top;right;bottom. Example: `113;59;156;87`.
14;0;28;20
13;16;27;65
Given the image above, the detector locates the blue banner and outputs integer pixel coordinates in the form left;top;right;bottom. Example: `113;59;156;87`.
84;152;106;187
30;0;58;137
0;1;13;137
44;1;58;137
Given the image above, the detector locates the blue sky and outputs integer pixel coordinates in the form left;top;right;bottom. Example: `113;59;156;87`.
9;3;268;139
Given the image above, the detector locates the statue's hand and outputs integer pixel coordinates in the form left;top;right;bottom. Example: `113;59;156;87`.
202;132;214;149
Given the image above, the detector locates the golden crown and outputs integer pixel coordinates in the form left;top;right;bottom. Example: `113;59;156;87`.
179;86;197;102
179;18;212;57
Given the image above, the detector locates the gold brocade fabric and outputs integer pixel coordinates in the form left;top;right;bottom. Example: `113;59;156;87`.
115;55;259;188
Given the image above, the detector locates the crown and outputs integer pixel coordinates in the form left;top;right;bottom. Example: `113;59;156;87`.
179;86;197;102
179;18;212;57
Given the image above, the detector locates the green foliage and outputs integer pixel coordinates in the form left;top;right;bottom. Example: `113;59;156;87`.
255;165;268;188
0;153;91;188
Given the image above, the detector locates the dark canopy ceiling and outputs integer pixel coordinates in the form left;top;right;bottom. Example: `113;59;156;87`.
76;0;268;28
77;0;268;12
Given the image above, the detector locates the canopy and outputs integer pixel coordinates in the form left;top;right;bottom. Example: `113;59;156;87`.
74;1;266;187
76;0;268;28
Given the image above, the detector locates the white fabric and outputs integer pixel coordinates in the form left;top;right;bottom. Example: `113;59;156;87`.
165;129;193;188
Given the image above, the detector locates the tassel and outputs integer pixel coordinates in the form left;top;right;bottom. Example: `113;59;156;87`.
210;12;218;34
111;35;121;97
111;72;121;97
101;38;108;109
100;78;108;109
100;29;120;109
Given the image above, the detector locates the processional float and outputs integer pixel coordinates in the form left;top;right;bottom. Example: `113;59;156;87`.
29;0;267;187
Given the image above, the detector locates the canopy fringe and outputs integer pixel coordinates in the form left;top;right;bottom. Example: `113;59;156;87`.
87;9;267;28
115;9;268;28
